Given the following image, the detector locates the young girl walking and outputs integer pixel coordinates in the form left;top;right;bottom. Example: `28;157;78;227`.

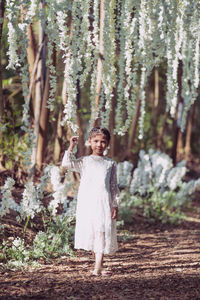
62;127;120;276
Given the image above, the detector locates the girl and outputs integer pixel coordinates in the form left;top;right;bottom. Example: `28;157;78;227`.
62;127;120;276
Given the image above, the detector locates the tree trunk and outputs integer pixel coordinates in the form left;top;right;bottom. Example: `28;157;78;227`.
157;111;168;150
154;68;159;108
54;62;69;163
0;0;5;171
176;128;183;162
93;0;105;126
27;24;36;76
36;68;50;168
172;61;184;164
0;0;4;121
54;110;63;162
125;96;141;160
31;17;44;170
76;79;85;156
153;68;159;147
27;24;37;115
109;90;117;158
31;59;43;168
184;103;195;161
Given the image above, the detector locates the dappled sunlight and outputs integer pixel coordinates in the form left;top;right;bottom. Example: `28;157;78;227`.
1;218;200;299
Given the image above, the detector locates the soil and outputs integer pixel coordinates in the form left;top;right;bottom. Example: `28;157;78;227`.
1;203;200;300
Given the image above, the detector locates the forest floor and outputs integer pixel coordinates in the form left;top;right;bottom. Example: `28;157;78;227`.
1;201;200;300
1;163;200;300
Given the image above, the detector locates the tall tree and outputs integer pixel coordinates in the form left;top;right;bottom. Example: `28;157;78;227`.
172;61;184;164
31;18;44;170
0;0;5;171
36;67;50;168
124;96;141;160
184;103;195;161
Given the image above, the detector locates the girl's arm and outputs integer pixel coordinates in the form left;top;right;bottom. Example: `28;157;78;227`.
110;162;120;219
62;136;83;173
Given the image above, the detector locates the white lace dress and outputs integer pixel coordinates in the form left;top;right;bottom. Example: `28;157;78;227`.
62;151;120;254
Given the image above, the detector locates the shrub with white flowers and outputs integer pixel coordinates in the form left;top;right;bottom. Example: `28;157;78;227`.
19;180;43;221
0;165;76;267
118;149;200;223
0;177;20;218
117;161;134;189
48;166;72;216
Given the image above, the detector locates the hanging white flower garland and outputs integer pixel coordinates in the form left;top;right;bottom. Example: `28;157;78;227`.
5;0;200;139
79;0;93;88
115;0;138;136
114;0;126;134
89;0;101;127
100;0;117;128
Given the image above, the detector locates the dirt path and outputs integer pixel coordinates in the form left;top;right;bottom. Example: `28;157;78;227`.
1;216;200;300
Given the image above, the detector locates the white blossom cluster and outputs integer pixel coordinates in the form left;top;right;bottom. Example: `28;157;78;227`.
0;165;74;222
19;180;43;220
114;0;126;134
101;0;117;128
115;149;200;207
129;149;188;195
0;177;20;218
48;166;70;216
117;161;134;189
89;0;100;127
176;178;200;205
5;0;200;136
6;0;21;69
115;0;138;136
79;0;93;87
45;0;59;110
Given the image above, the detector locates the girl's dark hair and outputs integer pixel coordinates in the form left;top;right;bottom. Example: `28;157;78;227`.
88;127;111;143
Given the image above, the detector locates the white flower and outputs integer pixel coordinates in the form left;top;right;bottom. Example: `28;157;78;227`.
12;237;24;249
167;163;187;190
117;161;134;189
0;177;20;217
48;166;70;216
19;181;42;220
6;22;20;69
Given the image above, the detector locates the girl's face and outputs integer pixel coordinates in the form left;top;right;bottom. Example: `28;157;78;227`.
89;134;108;156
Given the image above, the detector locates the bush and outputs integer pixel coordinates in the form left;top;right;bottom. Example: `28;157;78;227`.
117;149;200;223
0;166;76;268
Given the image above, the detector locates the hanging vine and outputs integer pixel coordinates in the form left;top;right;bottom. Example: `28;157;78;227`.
4;0;200;142
100;0;117;128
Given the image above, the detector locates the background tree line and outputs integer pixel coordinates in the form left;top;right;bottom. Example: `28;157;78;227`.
0;0;200;178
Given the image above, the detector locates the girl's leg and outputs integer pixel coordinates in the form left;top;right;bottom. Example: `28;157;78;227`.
93;252;112;276
93;252;104;275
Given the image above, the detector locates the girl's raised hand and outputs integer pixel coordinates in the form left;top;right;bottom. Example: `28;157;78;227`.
111;207;118;219
69;136;79;151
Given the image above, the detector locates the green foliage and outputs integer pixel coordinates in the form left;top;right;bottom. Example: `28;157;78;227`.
0;170;76;269
32;215;75;259
0;77;27;169
0;122;27;169
118;191;136;224
0;238;33;268
0;215;75;269
117;150;200;224
118;189;185;225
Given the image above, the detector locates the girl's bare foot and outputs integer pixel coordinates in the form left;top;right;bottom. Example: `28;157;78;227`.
92;268;101;276
92;268;112;276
